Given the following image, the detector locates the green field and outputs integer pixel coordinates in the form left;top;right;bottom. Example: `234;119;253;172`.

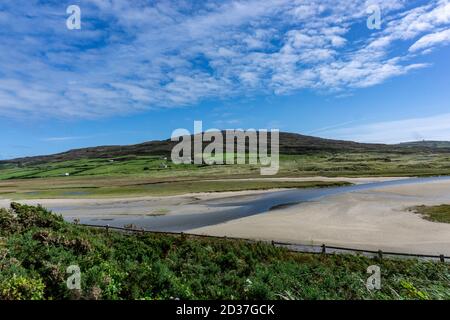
1;152;449;199
1;203;449;300
2;152;450;181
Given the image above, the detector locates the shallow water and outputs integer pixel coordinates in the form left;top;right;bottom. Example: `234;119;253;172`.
61;176;450;232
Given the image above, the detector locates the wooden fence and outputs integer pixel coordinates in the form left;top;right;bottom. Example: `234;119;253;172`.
79;223;449;263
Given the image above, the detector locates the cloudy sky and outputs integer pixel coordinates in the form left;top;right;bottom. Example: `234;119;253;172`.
1;0;450;158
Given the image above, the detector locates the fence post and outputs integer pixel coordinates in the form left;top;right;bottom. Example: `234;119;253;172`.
377;250;383;259
271;240;275;246
440;255;445;263
321;244;326;254
105;224;109;235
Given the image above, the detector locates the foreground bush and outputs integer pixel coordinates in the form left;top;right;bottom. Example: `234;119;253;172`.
0;203;449;300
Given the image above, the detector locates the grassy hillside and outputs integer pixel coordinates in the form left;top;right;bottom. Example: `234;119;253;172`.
0;131;449;200
2;132;449;167
0;203;449;300
400;141;450;149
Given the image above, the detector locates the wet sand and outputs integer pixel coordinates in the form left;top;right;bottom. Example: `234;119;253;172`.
0;189;275;217
189;179;450;255
0;176;403;217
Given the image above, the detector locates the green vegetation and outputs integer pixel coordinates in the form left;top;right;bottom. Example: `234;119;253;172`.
1;203;449;300
409;205;450;224
2;152;450;181
0;178;350;199
0;156;177;180
1;151;449;199
278;153;450;177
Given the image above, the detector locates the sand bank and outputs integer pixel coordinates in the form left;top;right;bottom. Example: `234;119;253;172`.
189;179;450;255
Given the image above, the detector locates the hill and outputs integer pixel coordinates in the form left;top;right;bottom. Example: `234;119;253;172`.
1;132;450;166
399;141;450;149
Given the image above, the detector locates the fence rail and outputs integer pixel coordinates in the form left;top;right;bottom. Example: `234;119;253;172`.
78;223;449;263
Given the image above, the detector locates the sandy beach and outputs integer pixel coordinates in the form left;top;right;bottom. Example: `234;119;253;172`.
0;189;282;218
189;179;450;256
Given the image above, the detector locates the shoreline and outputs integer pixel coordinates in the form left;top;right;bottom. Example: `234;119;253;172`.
189;179;450;256
0;176;407;205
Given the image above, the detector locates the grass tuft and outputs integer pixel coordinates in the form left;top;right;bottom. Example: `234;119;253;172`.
409;205;450;224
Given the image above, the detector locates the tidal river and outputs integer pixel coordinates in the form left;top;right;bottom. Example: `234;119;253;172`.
49;176;450;232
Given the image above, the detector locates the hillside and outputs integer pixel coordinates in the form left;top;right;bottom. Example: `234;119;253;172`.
2;132;449;166
399;141;450;149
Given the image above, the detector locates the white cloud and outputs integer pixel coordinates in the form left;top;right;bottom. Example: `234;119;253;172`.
41;136;91;142
409;28;450;52
0;0;449;119
321;113;450;143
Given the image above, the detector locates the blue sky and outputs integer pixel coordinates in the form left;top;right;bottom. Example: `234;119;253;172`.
1;0;450;159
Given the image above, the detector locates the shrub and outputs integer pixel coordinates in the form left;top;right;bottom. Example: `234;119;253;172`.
0;204;449;300
0;275;45;300
0;208;19;235
11;202;64;230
